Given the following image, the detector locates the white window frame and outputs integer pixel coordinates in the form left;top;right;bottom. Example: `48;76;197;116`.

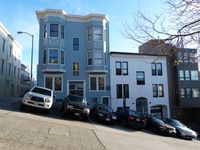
44;74;63;92
48;48;59;64
89;75;106;92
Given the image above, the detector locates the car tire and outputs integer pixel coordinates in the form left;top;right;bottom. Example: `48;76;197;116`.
122;120;127;127
83;117;89;122
20;103;25;110
44;109;50;115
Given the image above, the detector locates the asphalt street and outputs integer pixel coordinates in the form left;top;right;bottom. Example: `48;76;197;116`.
0;97;199;150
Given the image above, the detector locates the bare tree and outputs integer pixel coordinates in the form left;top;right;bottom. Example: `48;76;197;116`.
123;0;200;48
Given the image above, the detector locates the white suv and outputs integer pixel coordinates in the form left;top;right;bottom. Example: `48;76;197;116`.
20;86;54;114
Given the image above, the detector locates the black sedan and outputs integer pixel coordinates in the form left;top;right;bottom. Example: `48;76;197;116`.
90;104;116;125
145;115;176;136
162;118;197;140
116;109;146;129
61;94;90;121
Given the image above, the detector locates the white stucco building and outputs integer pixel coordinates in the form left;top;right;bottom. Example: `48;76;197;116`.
110;52;170;118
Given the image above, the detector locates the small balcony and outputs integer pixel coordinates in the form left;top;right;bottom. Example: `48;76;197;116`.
87;65;108;74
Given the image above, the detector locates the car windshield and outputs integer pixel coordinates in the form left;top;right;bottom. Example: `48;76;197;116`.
68;95;87;104
152;116;164;124
98;105;113;113
172;120;186;127
128;110;139;116
31;87;51;96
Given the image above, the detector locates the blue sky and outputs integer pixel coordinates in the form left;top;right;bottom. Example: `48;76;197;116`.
0;0;165;79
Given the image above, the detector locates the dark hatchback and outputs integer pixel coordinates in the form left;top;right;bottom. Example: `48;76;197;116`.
145;115;176;136
116;109;146;129
90;104;116;125
61;94;90;121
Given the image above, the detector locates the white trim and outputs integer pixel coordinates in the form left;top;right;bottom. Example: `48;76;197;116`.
89;75;106;92
101;96;110;106
67;80;86;99
44;74;63;92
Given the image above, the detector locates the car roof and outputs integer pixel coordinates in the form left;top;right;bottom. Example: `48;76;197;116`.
32;86;52;92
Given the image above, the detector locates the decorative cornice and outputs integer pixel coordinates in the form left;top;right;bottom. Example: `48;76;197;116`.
36;9;109;23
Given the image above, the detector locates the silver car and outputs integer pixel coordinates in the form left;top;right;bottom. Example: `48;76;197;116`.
163;118;197;140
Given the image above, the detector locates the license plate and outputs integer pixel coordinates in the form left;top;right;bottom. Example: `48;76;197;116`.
136;118;140;121
75;112;80;116
106;118;110;121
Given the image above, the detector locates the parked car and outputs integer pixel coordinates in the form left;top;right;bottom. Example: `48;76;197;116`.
61;94;90;121
90;104;116;125
20;86;54;114
162;118;197;140
116;108;146;129
145;115;176;136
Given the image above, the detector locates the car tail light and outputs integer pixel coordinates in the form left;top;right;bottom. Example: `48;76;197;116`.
128;116;134;120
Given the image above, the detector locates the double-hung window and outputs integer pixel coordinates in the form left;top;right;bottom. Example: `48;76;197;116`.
90;76;105;91
115;61;128;75
45;76;62;92
116;84;129;99
136;71;145;85
151;63;162;76
50;24;58;37
73;38;79;50
44;24;47;38
73;62;79;76
152;84;164;97
49;49;58;64
61;25;64;39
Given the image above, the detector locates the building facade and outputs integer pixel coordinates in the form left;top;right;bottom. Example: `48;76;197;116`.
110;52;170;118
0;22;22;96
139;40;200;122
20;64;31;96
36;9;110;105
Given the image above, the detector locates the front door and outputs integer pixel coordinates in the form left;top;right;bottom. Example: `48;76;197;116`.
136;97;148;113
68;81;84;97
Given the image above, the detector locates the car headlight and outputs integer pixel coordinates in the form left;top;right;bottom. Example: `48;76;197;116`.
98;113;103;117
84;108;90;113
112;116;116;120
24;94;32;99
67;105;73;109
44;98;51;103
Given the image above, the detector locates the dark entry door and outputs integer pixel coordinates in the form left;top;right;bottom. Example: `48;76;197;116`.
136;97;148;113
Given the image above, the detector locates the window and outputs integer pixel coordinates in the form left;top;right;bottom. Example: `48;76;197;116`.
61;50;64;64
44;24;47;38
43;50;46;64
50;24;58;37
1;59;4;74
14;66;16;77
54;77;62;91
8;63;11;76
88;28;92;41
179;70;184;80
116;61;121;75
49;49;58;64
151;63;157;76
102;97;109;105
90;77;97;91
61;25;64;39
73;38;79;50
177;52;183;63
2;38;5;52
157;63;162;75
186;88;191;98
152;63;162;76
88;52;92;65
115;61;128;75
69;81;84;97
94;52;103;65
90;76;105;91
10;45;12;57
192;88;199;98
189;53;196;63
152;84;164;97
45;76;62;91
45;77;53;90
191;70;198;80
122;62;128;75
18;68;20;78
158;84;164;97
136;71;145;85
93;28;102;40
116;84;129;99
152;84;158;97
180;88;185;98
183;53;189;62
185;70;190;80
73;62;79;76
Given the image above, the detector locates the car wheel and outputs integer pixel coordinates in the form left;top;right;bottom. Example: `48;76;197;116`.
83;117;89;122
20;103;25;110
61;107;66;118
44;109;50;115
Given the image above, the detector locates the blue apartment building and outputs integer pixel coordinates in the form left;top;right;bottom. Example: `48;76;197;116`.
36;9;110;105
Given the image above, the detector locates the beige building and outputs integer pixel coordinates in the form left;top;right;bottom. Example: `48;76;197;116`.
0;22;22;96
